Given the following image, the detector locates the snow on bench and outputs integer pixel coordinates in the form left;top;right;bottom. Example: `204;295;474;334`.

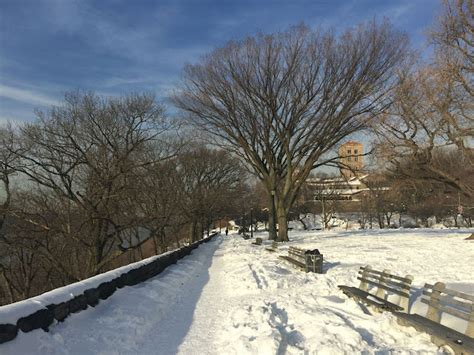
338;265;413;312
394;282;474;355
279;246;323;273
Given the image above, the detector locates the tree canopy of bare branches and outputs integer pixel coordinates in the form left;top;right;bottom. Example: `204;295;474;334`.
375;0;473;198
174;22;408;241
5;92;172;278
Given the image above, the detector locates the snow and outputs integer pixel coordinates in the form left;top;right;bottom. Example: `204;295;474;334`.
1;228;473;354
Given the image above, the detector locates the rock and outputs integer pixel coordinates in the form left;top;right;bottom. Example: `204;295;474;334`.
97;281;116;300
0;324;18;344
51;302;70;322
84;288;100;307
17;309;54;333
67;294;88;313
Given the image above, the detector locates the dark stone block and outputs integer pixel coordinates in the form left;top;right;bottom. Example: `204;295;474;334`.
84;288;100;307
140;264;155;279
17;308;54;333
123;270;140;286
116;273;128;288
171;253;179;262
176;249;187;259
97;281;116;300
152;260;168;275
0;324;18;344
51;302;70;322
159;255;172;267
67;294;88;313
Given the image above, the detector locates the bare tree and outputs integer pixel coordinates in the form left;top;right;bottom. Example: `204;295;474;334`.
10;92;173;275
376;66;474;197
432;0;473;104
376;0;473;198
0;125;20;231
174;22;408;241
175;146;245;242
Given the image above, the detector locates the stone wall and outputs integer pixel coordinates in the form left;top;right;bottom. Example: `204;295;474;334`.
0;233;218;344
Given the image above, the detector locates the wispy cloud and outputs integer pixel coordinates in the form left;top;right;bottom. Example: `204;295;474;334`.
0;84;60;106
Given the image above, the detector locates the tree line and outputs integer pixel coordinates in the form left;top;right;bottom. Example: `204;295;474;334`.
0;92;252;304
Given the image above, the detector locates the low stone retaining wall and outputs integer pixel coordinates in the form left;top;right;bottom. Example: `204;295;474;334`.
0;233;219;344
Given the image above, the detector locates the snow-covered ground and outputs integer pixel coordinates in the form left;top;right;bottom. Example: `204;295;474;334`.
2;228;473;354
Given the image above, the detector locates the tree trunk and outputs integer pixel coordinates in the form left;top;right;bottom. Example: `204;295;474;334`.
189;220;197;242
276;204;289;242
321;199;326;230
268;196;277;240
377;213;384;229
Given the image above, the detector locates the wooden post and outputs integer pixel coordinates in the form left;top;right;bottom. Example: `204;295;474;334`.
466;303;474;337
426;282;445;323
375;269;390;299
399;275;413;312
359;265;371;292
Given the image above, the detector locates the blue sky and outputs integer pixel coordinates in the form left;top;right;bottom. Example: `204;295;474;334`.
0;0;441;124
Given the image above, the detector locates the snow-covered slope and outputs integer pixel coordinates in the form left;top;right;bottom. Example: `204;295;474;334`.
2;229;473;354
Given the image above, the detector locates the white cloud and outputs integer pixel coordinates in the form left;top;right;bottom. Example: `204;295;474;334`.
0;84;60;107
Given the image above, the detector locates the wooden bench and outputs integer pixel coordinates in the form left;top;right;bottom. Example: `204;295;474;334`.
279;246;323;273
338;265;413;312
394;282;474;355
265;241;278;252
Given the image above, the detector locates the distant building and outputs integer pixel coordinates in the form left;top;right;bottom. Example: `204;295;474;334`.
339;141;363;178
307;174;370;202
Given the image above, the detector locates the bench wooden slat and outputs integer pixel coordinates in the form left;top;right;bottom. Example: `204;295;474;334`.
420;298;471;321
359;272;412;290
289;250;305;256
385;278;412;290
357;276;409;298
279;255;305;269
424;283;474;302
359;267;412;284
422;290;473;310
338;285;404;311
288;247;305;256
395;312;474;354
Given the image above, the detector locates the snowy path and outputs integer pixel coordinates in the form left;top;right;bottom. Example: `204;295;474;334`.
141;240;227;354
2;229;473;354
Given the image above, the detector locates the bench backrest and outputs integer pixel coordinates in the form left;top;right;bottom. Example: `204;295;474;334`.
421;282;474;337
288;246;306;259
358;265;413;311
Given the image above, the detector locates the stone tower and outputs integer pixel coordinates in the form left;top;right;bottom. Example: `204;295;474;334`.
339;141;363;178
